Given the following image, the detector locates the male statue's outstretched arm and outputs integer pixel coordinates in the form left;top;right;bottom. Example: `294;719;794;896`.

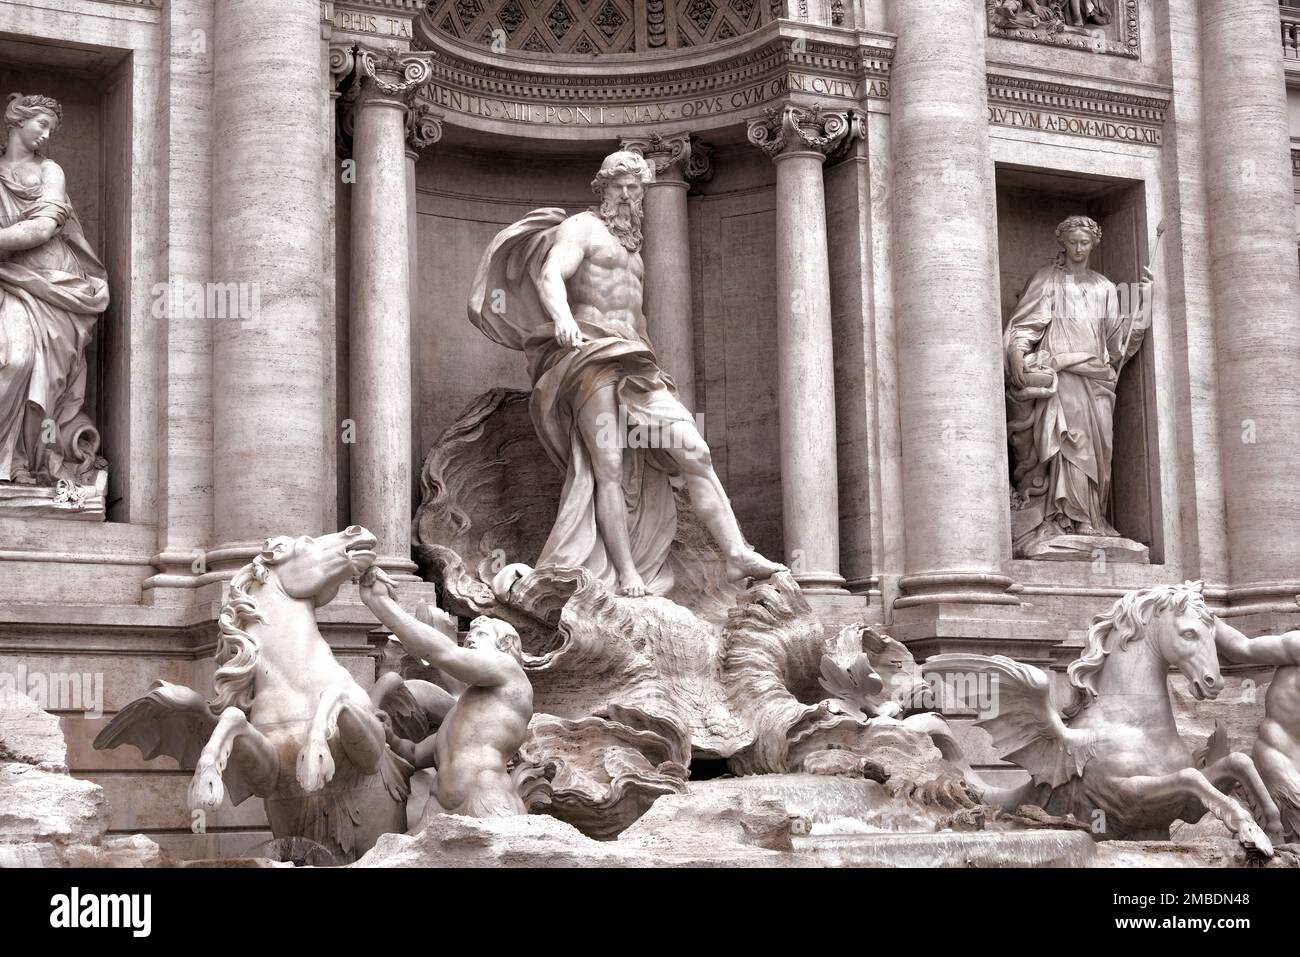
1215;618;1300;667
537;216;589;350
359;568;513;687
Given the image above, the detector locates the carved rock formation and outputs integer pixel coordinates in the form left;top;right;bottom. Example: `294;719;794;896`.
412;389;984;838
0;689;108;850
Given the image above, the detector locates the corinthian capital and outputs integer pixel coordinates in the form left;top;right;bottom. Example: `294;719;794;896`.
329;43;357;96
356;44;433;106
746;103;864;161
407;102;444;154
621;132;714;184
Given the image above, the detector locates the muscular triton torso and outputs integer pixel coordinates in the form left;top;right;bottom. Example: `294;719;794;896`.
552;210;647;342
433;668;532;814
1258;667;1300;760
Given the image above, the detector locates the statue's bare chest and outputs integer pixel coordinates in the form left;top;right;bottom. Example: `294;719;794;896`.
0;160;41;188
587;240;642;281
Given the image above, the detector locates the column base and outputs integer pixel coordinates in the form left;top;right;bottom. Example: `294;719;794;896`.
793;571;849;594
203;541;264;578
889;601;1058;664
801;591;873;631
895;571;1020;608
143;548;207;601
377;555;422;582
1212;581;1300;626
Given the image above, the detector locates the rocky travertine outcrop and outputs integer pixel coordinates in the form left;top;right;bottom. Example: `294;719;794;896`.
0;689;108;851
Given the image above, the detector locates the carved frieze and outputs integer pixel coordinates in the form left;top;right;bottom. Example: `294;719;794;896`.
987;0;1141;59
411;28;891;135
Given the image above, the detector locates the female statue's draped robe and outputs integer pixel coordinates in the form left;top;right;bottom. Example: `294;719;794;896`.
1004;262;1143;551
0;166;109;482
468;208;692;596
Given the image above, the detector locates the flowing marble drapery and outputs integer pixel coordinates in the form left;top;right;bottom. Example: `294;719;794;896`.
0;167;109;483
468;208;693;595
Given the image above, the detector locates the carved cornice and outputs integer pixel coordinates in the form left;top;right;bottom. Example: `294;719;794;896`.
621;132;714;183
421;35;887;105
342;0;424;9
746;102;863;159
410;24;891;136
986;72;1168;146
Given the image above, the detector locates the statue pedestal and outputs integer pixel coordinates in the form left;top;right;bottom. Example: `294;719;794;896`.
1019;533;1149;564
0;472;107;521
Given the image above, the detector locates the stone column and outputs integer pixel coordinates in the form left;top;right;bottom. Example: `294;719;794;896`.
747;105;860;593
346;47;433;581
1202;0;1300;617
886;0;1020;635
407;104;441;526
209;0;325;573
621;134;713;412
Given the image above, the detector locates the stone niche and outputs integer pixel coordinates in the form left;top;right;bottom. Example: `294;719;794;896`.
0;36;133;522
994;164;1161;562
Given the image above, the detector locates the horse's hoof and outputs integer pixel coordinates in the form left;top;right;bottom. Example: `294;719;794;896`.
296;738;336;793
189;762;225;810
1237;820;1274;858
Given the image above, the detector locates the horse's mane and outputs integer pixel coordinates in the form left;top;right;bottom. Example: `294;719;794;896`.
209;550;282;714
1063;580;1212;720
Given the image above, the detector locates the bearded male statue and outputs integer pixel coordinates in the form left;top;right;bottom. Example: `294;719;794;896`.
468;150;784;597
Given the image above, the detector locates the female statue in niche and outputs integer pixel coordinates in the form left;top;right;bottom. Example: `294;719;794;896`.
0;93;109;502
1004;215;1152;560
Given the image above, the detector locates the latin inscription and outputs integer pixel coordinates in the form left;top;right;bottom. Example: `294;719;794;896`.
423;73;888;128
321;2;414;38
988;105;1161;146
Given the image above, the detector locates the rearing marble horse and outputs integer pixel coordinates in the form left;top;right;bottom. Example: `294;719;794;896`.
95;526;413;862
927;581;1282;855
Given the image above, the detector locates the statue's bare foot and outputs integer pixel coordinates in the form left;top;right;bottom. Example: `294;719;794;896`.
726;549;787;583
1076;524;1101;536
618;571;647;598
10;468;37;486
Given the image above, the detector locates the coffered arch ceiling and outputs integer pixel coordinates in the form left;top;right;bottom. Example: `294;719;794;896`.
423;0;783;55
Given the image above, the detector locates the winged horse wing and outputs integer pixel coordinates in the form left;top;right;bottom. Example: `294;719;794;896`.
93;679;255;806
924;654;1096;789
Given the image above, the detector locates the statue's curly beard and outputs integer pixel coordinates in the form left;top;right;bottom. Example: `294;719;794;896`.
596;196;644;252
